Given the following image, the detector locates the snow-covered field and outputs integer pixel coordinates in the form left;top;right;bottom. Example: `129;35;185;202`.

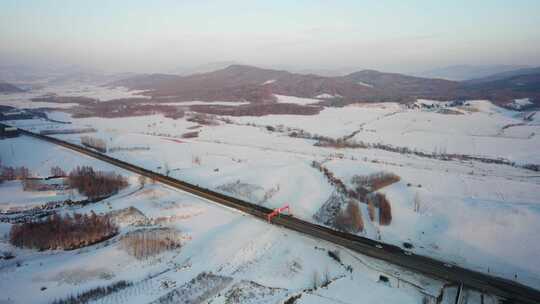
274;94;321;105
0;136;445;304
0;180;85;212
1;86;539;302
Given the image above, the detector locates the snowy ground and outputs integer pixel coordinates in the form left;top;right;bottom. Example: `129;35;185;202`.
0;180;85;212
0;136;446;304
1;87;539;301
274;94;321;105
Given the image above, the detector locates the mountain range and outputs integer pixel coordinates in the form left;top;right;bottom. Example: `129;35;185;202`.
111;65;540;106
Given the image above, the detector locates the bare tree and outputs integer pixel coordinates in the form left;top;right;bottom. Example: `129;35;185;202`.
322;266;330;287
50;166;66;177
120;228;182;260
163;162;170;176
377;194;392;225
367;199;376;222
1;166;30;181
312;271;320;289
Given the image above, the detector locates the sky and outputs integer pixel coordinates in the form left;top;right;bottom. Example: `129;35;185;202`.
1;0;539;74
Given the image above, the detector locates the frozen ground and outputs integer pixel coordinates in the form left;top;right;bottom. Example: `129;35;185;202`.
0;136;444;304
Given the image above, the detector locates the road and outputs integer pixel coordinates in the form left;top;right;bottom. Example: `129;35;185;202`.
9;125;540;304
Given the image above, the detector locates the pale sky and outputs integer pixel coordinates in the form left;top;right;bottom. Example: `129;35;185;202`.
1;0;539;73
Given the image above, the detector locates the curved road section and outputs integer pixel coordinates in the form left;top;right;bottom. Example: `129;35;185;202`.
8;125;540;304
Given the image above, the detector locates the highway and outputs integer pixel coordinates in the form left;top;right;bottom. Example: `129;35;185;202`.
9;125;540;304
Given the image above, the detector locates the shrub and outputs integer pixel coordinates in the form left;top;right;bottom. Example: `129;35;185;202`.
9;212;118;250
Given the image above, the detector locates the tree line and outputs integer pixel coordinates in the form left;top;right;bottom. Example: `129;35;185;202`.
67;166;128;199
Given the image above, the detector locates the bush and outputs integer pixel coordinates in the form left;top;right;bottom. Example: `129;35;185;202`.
9;212;118;250
67;166;128;199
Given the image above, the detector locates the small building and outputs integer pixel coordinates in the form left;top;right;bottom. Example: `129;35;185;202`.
0;126;19;139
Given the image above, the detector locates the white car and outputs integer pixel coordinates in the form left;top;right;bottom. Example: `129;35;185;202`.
443;263;454;268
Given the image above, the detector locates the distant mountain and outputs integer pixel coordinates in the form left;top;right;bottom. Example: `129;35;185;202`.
111;64;384;103
417;65;530;81
111;64;540;106
0;82;24;93
112;65;464;104
465;67;540;84
343;70;459;99
458;68;540;104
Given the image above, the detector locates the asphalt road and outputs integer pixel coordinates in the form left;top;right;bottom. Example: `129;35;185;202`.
10;125;540;304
